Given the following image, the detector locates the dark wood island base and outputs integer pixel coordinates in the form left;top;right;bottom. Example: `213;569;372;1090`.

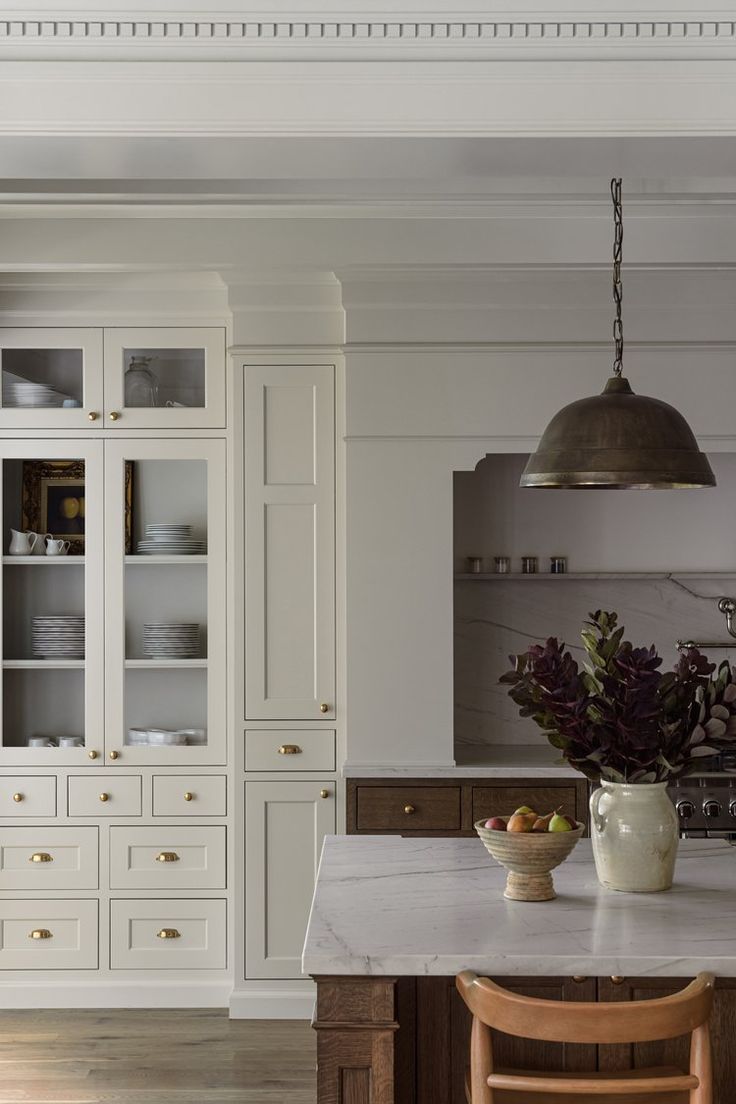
313;974;736;1103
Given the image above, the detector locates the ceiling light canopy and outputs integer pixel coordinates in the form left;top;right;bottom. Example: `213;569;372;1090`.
520;180;715;490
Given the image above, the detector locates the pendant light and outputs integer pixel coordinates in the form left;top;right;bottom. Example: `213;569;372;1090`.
520;179;715;489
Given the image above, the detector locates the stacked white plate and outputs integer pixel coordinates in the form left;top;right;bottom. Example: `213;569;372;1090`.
2;370;72;408
32;615;85;658
143;621;201;658
136;522;206;556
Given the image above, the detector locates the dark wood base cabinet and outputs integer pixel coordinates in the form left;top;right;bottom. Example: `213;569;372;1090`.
313;975;736;1104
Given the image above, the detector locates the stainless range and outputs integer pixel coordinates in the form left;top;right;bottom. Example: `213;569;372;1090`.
668;751;736;839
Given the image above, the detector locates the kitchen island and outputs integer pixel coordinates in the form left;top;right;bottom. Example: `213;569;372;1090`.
303;835;736;1103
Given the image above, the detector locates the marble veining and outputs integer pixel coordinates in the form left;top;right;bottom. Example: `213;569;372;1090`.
342;744;580;777
303;836;736;978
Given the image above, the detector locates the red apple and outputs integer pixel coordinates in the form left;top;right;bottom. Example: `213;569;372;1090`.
484;816;507;831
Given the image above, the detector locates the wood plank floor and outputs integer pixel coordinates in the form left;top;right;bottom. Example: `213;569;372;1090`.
0;1010;316;1103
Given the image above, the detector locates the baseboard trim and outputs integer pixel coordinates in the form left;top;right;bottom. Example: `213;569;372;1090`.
0;980;233;1009
229;985;316;1019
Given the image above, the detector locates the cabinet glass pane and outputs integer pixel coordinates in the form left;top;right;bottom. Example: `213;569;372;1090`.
122;348;205;410
123;458;208;751
1;349;84;410
2;457;86;752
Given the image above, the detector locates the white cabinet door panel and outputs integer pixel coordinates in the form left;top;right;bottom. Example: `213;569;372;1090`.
0;827;98;890
245;729;335;772
110;898;226;969
0;899;98;969
0;776;56;817
109;825;226;889
244;779;335;980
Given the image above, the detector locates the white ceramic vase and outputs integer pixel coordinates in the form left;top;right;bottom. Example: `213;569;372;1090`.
589;780;679;892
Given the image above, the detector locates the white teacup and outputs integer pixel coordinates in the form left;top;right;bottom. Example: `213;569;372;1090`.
28;736;54;747
57;736;84;748
46;537;71;556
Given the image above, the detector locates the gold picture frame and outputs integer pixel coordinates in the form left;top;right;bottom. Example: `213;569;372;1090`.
22;459;134;555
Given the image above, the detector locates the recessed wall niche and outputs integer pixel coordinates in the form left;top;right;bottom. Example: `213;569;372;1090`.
454;452;736;753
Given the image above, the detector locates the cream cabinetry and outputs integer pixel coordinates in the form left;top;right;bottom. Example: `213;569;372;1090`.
0;899;99;970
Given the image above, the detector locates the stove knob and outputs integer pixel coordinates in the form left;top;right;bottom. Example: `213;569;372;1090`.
676;799;696;820
703;799;723;818
729;799;736;819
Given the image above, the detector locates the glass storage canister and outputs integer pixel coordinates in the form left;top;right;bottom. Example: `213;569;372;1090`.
124;355;159;408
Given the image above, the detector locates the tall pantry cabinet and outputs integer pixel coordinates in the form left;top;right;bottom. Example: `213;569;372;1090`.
0;327;231;1007
240;361;338;1009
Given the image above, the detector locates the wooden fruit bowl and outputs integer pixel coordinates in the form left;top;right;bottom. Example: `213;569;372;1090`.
474;817;585;901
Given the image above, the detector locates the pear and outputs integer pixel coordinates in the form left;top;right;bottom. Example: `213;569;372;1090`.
507;812;537;833
484;816;507;831
548;812;573;833
513;805;536;817
532;812;554;832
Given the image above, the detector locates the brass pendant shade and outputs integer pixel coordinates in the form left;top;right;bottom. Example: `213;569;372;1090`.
520;179;715;491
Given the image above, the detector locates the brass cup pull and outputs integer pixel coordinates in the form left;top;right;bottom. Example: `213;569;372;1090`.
12;793;23;803
319;703;330;714
87;411;99;421
572;976;588;983
108;410;120;421
99;792;109;802
88;750;98;760
156;852;180;863
109;750;119;760
157;928;181;940
29;852;53;864
610;976;626;985
183;792;194;802
404;804;416;815
29;929;52;940
278;744;302;756
320;789;330;799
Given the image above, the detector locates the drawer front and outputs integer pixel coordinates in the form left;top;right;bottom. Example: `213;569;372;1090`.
356;786;461;831
0;827;98;890
245;729;336;772
0;899;98;970
68;775;142;817
109;826;226;890
152;775;226;817
0;776;56;818
472;786;580;825
110;898;226;970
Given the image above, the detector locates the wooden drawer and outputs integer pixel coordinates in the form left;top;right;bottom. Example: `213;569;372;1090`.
356;786;461;832
152;775;226;817
472;785;580;825
68;775;142;817
0;899;98;970
0;827;98;890
245;729;336;772
110;898;226;970
109;826;226;890
0;776;56;818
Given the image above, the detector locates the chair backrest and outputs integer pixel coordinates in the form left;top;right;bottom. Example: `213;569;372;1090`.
456;971;714;1045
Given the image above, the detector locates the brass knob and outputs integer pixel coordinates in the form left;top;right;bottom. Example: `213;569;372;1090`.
108;410;120;421
29;929;53;940
29;853;53;863
320;789;330;799
278;744;302;755
88;750;98;760
319;703;329;714
572;976;588;983
87;411;98;421
109;750;119;760
404;804;416;815
156;852;180;863
157;928;181;940
99;792;109;802
183;792;194;802
610;976;626;985
12;793;23;803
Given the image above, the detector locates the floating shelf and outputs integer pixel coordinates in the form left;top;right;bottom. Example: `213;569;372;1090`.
125;658;208;669
3;659;85;669
3;556;85;565
125;555;208;566
455;572;736;581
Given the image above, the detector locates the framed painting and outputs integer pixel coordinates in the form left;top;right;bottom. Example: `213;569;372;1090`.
22;459;134;555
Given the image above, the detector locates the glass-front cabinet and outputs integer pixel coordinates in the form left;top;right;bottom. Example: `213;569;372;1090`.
0;437;226;766
0;327;225;430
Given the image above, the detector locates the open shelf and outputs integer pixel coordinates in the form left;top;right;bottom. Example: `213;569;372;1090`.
455;572;736;581
3;659;85;669
125;658;207;668
3;556;85;565
125;555;207;565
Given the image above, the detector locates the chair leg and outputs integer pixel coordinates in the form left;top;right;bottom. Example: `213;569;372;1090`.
690;1023;712;1104
469;1016;494;1104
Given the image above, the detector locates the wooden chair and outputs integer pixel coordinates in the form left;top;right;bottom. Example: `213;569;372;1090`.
456;971;714;1104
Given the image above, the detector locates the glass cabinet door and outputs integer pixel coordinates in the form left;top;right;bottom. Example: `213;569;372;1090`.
104;438;226;765
103;328;226;429
0;329;104;429
0;440;104;765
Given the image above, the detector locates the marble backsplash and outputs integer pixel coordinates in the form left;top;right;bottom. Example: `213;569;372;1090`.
455;575;736;748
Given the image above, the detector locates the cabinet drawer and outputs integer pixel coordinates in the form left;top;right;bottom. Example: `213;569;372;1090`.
245;730;336;772
356;786;461;831
68;775;142;817
110;899;226;970
0;776;56;817
0;827;98;890
152;775;226;817
472;785;579;825
0;899;98;970
110;826;226;890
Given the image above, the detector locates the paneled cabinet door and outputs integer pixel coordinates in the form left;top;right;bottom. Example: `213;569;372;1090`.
244;364;335;720
103;437;227;765
103;327;226;429
0;439;104;766
0;328;104;430
244;779;335;979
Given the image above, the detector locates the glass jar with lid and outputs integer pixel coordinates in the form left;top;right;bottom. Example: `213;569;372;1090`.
124;355;159;408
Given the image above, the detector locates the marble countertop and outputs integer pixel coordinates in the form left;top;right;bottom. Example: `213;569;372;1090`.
303;836;736;978
342;744;581;778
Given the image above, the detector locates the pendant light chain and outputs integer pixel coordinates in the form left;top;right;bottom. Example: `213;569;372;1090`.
611;177;624;377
